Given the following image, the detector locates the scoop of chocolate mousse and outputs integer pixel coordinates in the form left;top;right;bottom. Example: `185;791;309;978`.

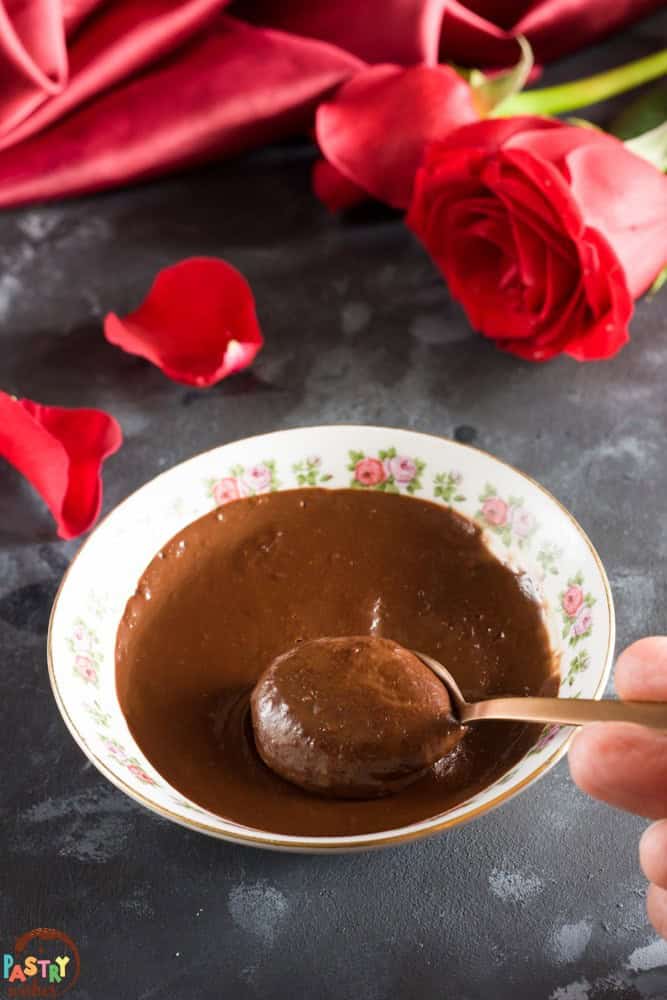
250;636;463;799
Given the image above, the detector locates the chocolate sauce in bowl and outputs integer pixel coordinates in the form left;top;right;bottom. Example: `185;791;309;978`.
116;489;556;836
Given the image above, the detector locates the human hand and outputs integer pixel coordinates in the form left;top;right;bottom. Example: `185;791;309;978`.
569;637;667;939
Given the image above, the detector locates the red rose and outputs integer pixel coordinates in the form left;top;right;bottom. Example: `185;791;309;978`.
355;457;386;486
407;117;667;361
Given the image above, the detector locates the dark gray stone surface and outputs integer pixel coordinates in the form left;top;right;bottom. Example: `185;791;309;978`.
1;14;667;999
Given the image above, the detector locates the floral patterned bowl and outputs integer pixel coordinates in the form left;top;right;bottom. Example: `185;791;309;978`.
48;426;615;852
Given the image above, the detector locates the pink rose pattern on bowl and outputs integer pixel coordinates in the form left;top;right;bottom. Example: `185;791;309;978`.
212;477;243;505
476;484;538;548
207;460;280;506
99;735;157;785
560;571;595;646
562;584;584;616
67;619;102;688
348;448;425;494
67;447;600;787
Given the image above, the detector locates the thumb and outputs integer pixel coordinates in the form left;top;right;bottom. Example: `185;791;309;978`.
569;637;667;819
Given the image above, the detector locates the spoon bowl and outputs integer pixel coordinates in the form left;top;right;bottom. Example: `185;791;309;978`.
251;636;464;798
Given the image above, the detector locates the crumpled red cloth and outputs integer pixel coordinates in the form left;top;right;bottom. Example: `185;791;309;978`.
0;0;661;207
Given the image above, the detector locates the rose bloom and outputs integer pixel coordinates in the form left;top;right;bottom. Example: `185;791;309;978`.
573;605;593;636
562;585;584;617
74;654;97;684
408;117;667;361
386;455;417;483
244;463;272;492
355;457;386;486
482;497;508;526
127;762;155;784
213;477;240;505
510;506;535;538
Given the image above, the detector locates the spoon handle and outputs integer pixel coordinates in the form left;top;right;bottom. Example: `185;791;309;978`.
460;697;667;730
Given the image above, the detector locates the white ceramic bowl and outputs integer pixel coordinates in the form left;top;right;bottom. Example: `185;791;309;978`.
48;426;615;852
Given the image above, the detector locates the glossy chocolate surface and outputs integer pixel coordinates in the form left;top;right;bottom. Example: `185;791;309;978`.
116;488;556;836
251;636;463;798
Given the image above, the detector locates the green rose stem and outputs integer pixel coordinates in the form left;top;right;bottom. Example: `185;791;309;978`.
494;48;667;117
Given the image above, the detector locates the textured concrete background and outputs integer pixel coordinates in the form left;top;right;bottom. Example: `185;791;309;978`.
1;12;667;998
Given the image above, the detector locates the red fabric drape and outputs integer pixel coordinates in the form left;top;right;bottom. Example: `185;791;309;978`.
0;0;660;206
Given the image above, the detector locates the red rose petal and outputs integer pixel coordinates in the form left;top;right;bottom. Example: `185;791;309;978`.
487;149;582;237
564;228;632;361
428;116;562;158
498;291;585;362
539;241;578;322
500;124;667;298
104;257;264;387
316;63;478;210
503;123;611;163
0;392;122;540
508;213;547;313
565;141;667;299
312;158;367;213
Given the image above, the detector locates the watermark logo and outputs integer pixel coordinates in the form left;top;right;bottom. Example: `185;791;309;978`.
2;929;80;997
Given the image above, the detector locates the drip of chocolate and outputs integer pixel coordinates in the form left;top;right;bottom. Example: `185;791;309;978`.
251;636;463;798
116;488;556;837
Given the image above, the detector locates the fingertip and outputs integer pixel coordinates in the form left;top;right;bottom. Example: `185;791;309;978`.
646;883;667;941
568;722;667;817
640;820;667;890
568;724;608;798
615;637;667;701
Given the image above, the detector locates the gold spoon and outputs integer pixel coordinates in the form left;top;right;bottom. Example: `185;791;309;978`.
416;652;667;730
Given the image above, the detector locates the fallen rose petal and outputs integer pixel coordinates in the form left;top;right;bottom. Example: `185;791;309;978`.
0;392;122;540
312;158;367;213
316;63;478;210
104;257;264;387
